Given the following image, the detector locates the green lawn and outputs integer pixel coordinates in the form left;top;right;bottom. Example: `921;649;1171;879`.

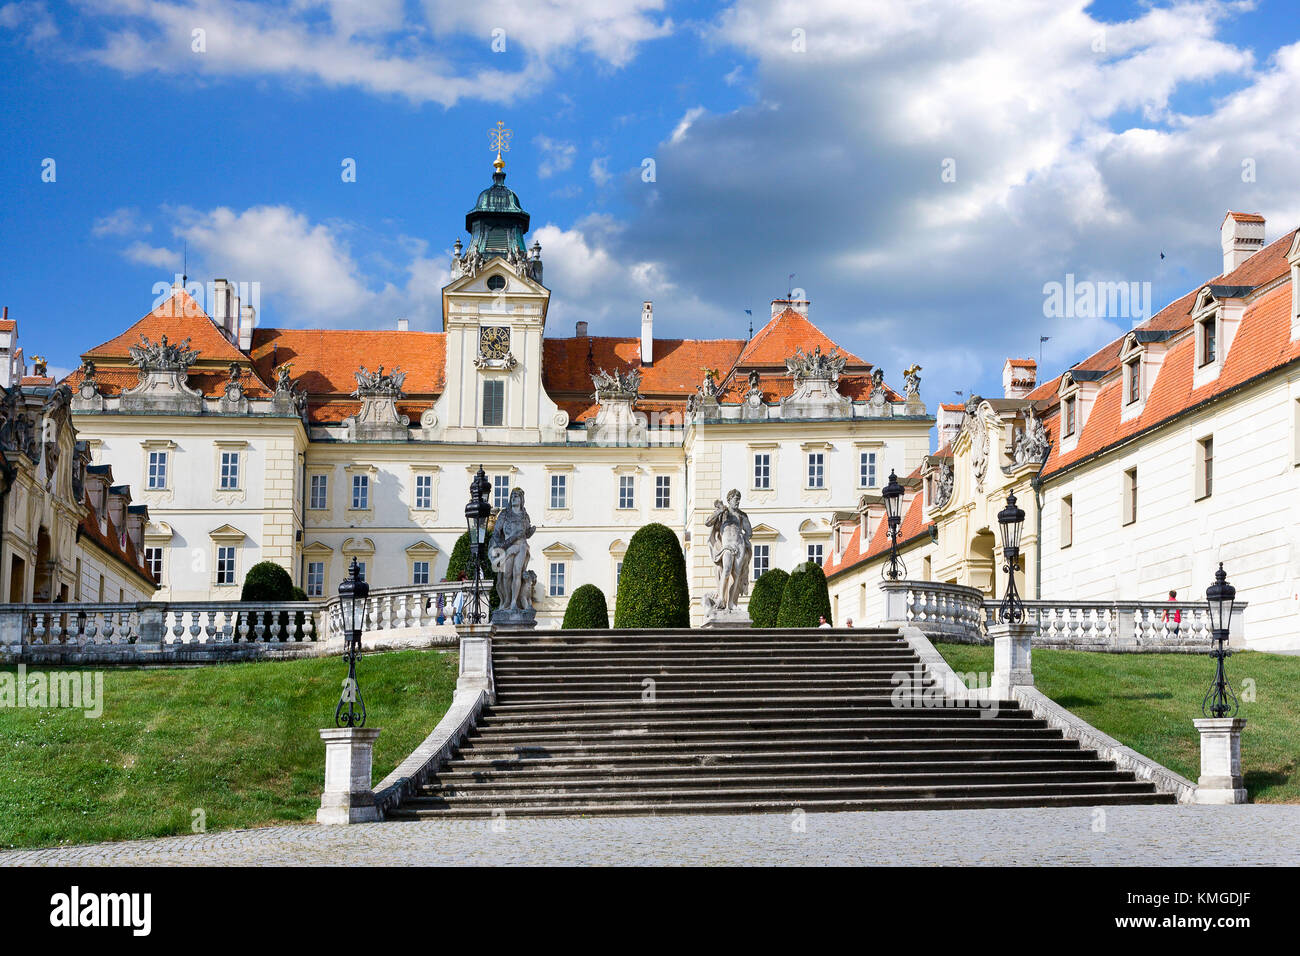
0;649;458;849
936;643;1300;803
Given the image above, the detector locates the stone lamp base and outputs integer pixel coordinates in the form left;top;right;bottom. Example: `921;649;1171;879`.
1193;717;1248;805
318;727;382;824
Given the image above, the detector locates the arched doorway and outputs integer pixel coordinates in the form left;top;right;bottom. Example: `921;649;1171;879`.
969;529;996;597
33;527;54;602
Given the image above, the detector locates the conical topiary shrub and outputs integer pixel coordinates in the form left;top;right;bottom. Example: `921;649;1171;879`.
775;561;833;628
562;583;610;629
613;523;690;629
748;568;789;628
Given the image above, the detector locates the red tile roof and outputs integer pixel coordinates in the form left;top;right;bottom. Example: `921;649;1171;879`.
824;492;933;579
77;498;157;591
734;309;865;367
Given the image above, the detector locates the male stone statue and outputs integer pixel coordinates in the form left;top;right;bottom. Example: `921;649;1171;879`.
702;488;753;625
489;486;536;623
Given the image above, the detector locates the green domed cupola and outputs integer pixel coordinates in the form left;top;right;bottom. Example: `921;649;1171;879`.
465;157;530;260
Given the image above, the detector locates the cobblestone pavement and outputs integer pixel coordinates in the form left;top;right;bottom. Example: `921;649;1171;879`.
4;805;1299;865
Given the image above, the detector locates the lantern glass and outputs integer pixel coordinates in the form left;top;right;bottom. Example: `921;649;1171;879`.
1205;563;1236;634
998;493;1025;553
882;470;903;522
339;559;369;633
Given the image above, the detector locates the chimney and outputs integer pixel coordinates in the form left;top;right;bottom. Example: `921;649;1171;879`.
640;301;653;365
937;404;965;448
770;297;811;319
575;321;588;337
397;317;409;332
1002;358;1037;399
238;304;256;351
106;485;130;532
1221;212;1265;274
211;278;233;334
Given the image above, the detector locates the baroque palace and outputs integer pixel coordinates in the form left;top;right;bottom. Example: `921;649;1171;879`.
54;152;933;627
825;212;1300;652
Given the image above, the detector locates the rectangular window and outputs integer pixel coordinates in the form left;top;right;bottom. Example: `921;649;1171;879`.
1064;397;1077;437
859;451;877;488
493;475;510;510
615;560;623;588
753;453;771;489
618;475;635;509
143;547;163;581
1126;361;1141;405
807;543;824;565
219;451;240;489
414;474;432;510
549;562;566;597
306;561;325;598
1198;436;1214;500
1060;495;1073;548
216;546;236;586
1201;318;1217;366
412;561;430;586
147;450;167;490
351;474;369;510
355;562;367;584
655;475;671;508
482;378;505;427
753;544;770;581
550;473;567;509
1123;467;1138;525
309;474;328;510
807;452;825;488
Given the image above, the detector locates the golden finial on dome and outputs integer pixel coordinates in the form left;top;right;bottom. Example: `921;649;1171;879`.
489;120;512;172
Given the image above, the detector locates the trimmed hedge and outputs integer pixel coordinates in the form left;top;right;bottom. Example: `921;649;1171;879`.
775;562;833;628
748;568;789;628
562;584;610;629
444;531;494;583
613;523;690;629
240;561;294;602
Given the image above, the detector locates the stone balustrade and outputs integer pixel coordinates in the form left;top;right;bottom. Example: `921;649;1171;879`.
880;580;1246;652
322;582;467;640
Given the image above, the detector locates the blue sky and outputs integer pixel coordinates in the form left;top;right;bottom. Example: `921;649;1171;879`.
2;0;1299;398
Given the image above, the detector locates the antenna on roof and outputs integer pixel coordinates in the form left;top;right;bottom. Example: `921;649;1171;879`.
744;308;753;339
182;241;188;285
787;273;795;299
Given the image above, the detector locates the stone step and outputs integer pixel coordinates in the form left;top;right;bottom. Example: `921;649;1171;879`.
494;660;926;672
477;707;1017;729
484;694;979;713
385;790;1176;819
431;756;1110;783
422;767;1138;794
463;724;1055;750
475;715;1039;737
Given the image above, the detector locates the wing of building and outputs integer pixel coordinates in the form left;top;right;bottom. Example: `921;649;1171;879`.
825;212;1300;652
57;156;933;625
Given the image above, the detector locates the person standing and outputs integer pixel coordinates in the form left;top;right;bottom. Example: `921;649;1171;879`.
1162;589;1181;636
817;615;832;629
453;574;468;625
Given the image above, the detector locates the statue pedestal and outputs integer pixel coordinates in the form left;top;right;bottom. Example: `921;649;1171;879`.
701;608;752;629
491;607;537;631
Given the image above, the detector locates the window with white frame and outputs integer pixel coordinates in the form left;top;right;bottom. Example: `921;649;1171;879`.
1060;495;1073;548
1125;360;1141;405
219;450;240;489
412;561;430;586
1063;396;1077;437
550;473;567;509
147;450;168;489
655;475;671;508
859;451;877;488
355;561;367;583
753;544;770;580
618;474;635;509
306;561;325;598
493;475;510;510
807;452;825;488
1123;467;1138;525
482;378;505;427
1199;316;1217;366
1197;436;1214;500
414;473;433;510
216;546;237;586
807;543;824;565
143;547;163;581
548;561;566;596
309;474;329;510
351;474;369;510
753;453;771;489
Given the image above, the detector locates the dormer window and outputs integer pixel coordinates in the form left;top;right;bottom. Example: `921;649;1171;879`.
1063;396;1077;437
1199;315;1217;367
1125;359;1141;405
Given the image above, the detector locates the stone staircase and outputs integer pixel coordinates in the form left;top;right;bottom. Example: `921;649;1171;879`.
385;628;1175;818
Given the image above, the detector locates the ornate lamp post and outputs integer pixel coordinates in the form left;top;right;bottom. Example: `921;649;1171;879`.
464;465;492;626
334;557;369;728
880;469;906;581
996;492;1026;623
1203;563;1239;718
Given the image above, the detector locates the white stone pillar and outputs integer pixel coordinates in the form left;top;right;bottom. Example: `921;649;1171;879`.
990;622;1034;698
1193;717;1248;805
458;632;495;701
317;727;381;824
880;581;910;628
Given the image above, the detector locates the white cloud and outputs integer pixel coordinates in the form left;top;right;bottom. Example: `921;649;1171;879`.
122;241;179;269
535;135;577;178
669;105;706;144
589;156;611;187
17;0;671;106
92;207;149;237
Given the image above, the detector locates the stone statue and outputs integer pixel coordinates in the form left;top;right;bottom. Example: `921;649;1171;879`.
489;486;537;622
1013;405;1050;466
904;364;922;400
702;488;753;624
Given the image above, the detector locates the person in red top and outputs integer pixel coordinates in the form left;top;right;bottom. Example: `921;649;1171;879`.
1162;589;1181;635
